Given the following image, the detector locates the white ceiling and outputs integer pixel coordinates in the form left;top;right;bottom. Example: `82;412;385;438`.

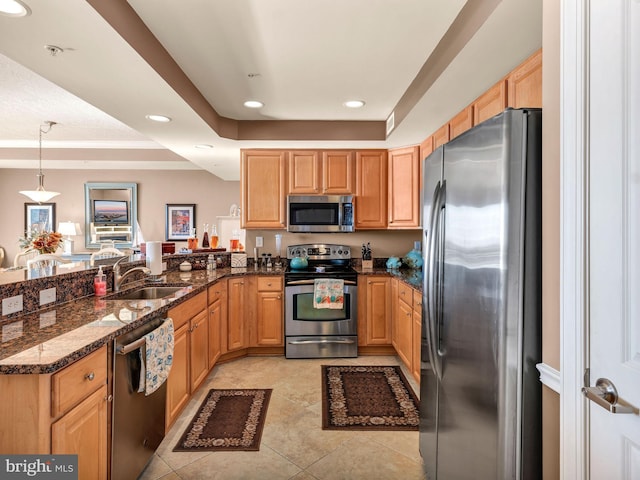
0;0;542;181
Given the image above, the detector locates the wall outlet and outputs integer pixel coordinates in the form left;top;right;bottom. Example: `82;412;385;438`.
40;287;56;306
256;236;264;247
162;262;167;272
2;295;23;316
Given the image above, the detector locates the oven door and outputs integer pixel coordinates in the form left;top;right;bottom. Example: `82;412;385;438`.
285;283;357;336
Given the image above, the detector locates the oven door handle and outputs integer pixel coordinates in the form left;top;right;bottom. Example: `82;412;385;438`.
288;339;356;345
285;279;357;286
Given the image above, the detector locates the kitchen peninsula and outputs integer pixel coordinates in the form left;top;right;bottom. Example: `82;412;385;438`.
0;253;421;479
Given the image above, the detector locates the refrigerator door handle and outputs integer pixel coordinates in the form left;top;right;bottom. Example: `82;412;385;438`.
426;181;444;380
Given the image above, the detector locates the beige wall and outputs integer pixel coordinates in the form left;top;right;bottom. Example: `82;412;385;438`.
0;169;239;266
542;0;561;478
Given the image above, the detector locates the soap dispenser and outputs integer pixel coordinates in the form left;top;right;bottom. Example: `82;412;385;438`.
94;266;107;296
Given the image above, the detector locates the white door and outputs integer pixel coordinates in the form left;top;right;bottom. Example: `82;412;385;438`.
586;0;640;477
561;0;640;477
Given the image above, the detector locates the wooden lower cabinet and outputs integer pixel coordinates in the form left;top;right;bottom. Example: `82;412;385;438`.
255;276;284;346
0;345;109;477
166;291;208;428
394;292;413;368
412;289;423;382
52;384;108;480
166;322;189;428
228;277;248;351
208;280;226;367
189;310;209;392
358;275;392;346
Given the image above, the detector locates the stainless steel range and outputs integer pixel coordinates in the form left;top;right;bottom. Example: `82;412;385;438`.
285;243;358;358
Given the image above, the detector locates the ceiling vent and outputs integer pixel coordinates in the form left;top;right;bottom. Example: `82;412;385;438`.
386;111;395;136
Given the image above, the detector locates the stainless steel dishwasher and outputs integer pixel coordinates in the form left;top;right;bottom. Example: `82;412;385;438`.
112;317;169;480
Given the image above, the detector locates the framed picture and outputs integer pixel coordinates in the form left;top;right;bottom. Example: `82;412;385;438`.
24;203;56;234
166;204;196;241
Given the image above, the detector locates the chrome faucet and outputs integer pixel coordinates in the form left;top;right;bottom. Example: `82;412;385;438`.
113;256;151;291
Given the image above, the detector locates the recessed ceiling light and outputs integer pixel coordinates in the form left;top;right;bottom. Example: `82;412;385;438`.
195;144;214;149
344;100;365;108
0;0;31;17
243;100;264;109
145;114;172;123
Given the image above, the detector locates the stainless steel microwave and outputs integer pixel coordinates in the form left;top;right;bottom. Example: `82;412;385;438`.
287;195;354;232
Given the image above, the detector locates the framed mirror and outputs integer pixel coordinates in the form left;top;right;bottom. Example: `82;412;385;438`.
84;182;138;249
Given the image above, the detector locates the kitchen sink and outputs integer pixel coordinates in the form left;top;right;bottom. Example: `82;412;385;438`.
109;286;186;300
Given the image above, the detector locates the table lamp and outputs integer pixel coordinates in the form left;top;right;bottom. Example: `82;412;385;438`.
58;221;77;255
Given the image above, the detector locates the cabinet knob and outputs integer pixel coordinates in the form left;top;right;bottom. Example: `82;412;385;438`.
85;372;95;381
277;295;281;299
105;394;113;402
267;282;272;287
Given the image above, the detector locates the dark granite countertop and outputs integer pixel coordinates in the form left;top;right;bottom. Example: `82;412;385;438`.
0;267;277;375
0;265;421;375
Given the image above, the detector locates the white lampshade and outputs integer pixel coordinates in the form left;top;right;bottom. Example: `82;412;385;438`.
58;221;77;236
20;122;60;203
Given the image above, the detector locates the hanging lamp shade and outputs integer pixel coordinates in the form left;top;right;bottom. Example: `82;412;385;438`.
20;121;60;203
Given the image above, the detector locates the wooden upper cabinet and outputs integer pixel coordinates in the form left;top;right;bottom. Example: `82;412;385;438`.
449;105;474;140
507;48;542;108
420;136;434;163
473;79;508;125
433;124;450;149
241;150;287;229
355;150;387;229
322;151;355;194
388;146;421;229
288;150;321;194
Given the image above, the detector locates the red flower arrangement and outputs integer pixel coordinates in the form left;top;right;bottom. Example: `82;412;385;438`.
19;230;63;254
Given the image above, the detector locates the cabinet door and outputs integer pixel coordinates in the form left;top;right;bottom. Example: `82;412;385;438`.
288;150;321;194
166;322;189;428
322;151;355;194
507;49;542;108
227;278;248;351
449;105;474;140
256;292;283;345
432;124;450;149
395;299;413;368
420;136;434;163
364;276;392;345
190;310;209;392
52;385;108;480
208;299;222;368
412;289;423;382
355;150;388;229
388;146;421;229
473;79;507;125
241;150;286;228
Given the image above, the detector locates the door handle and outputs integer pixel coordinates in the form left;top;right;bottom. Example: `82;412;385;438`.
581;378;638;414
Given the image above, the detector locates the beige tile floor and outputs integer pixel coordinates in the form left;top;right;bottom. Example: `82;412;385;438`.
140;355;426;480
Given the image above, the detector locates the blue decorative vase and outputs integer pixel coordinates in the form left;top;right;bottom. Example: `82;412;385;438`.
289;257;308;269
386;256;401;269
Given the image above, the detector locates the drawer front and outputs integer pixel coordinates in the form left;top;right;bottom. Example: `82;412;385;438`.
52;345;107;417
398;281;414;307
257;276;283;292
169;291;207;330
413;288;423;314
208;280;227;304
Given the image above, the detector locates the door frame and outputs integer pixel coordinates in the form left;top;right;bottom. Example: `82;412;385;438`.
560;0;589;478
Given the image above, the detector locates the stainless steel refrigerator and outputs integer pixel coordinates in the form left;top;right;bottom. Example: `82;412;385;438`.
420;108;542;479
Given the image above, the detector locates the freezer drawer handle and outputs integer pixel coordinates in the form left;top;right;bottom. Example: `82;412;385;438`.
582;378;637;414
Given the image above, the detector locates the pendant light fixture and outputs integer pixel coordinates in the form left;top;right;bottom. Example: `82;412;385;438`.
20;121;60;203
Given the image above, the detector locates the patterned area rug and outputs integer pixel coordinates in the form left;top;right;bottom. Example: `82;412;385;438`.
174;389;272;452
322;365;419;431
